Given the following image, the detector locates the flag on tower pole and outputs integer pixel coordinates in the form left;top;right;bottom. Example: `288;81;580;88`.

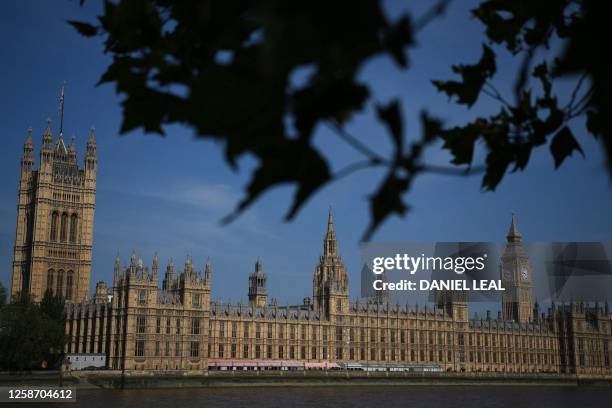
59;82;66;136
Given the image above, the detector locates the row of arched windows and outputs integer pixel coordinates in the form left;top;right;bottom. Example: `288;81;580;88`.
24;210;33;244
50;211;78;243
47;269;74;300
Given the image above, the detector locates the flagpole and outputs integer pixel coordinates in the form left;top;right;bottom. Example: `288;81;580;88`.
59;81;66;136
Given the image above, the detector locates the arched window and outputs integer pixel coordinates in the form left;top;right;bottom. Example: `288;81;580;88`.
69;214;78;243
25;210;32;244
66;271;74;300
47;269;55;293
50;211;59;241
56;270;64;297
60;213;68;242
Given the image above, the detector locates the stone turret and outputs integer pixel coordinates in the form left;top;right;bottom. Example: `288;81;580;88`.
163;258;175;290
248;259;268;308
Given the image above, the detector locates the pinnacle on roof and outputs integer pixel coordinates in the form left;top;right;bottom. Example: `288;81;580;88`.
87;126;96;145
24;127;34;151
43;117;53;144
68;135;77;157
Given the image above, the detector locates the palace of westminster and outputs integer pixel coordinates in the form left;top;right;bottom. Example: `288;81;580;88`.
8;117;612;376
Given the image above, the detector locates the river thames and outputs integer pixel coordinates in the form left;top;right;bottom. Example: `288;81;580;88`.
29;385;612;408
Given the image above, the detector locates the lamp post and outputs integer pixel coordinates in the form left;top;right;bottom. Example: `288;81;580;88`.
344;326;350;375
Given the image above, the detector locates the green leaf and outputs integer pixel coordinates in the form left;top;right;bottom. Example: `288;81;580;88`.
550;126;584;168
67;20;98;37
292;77;369;139
223;141;331;224
363;173;410;241
376;100;403;155
482;150;511;191
441;123;480;165
432;44;496;107
586;110;602;138
382;15;413;67
420;110;443;142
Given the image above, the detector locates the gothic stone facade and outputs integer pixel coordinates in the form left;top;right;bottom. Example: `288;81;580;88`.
63;211;612;376
11;128;612;375
11;122;97;303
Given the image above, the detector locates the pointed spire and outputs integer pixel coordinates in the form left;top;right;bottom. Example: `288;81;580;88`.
24;127;33;150
255;258;262;273
42;117;53;145
185;254;192;277
87;127;96;150
323;206;338;256
328;205;334;229
114;253;121;285
205;257;212;284
21;128;35;172
152;252;159;279
163;257;175;290
507;211;522;243
166;257;175;277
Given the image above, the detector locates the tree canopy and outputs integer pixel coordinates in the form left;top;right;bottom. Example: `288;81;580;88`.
0;282;6;307
0;290;66;371
69;0;610;239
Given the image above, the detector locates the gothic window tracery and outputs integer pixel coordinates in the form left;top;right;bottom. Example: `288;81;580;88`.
69;214;78;243
60;212;68;242
56;269;64;297
50;211;59;241
66;271;74;300
47;269;55;293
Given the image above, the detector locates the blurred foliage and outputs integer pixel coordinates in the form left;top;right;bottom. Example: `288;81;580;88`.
70;0;609;239
433;0;607;191
0;282;6;306
0;290;66;371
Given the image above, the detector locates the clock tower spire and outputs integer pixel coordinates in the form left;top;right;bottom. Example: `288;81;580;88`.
500;212;534;323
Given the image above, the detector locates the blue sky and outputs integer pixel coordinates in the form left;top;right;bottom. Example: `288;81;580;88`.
1;0;611;305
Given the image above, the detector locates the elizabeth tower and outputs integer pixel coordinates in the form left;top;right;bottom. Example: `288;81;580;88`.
500;212;534;323
11;113;97;303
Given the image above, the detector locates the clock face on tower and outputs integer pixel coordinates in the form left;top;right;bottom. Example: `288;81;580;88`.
520;268;529;281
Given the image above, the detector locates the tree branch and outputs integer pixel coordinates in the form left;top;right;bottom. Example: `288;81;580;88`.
419;164;486;176
514;46;536;104
333;160;385;181
483;82;512;108
564;71;589;112
326;121;389;165
413;0;452;32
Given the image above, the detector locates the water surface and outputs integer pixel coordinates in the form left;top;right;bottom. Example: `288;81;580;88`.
48;386;612;408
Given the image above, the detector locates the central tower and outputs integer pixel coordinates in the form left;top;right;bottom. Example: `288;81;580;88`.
11;117;97;303
313;208;349;318
248;259;268;308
